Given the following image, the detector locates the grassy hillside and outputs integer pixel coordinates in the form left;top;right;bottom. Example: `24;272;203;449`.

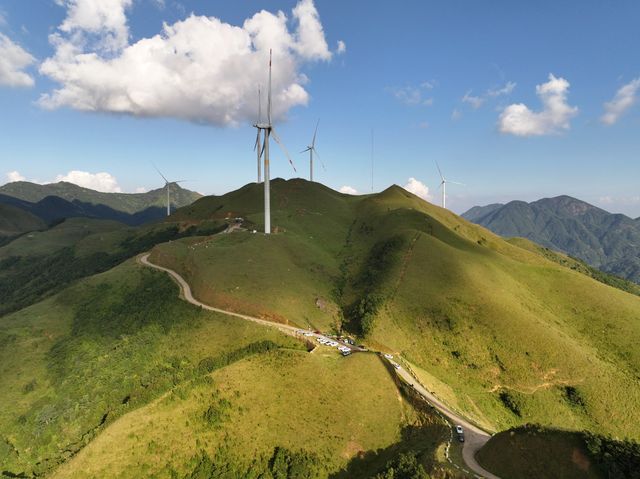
462;195;640;283
1;254;460;479
0;260;306;477
150;179;640;441
0;203;46;241
0;218;225;317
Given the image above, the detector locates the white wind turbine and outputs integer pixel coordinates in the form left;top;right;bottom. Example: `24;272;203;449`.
436;161;464;210
301;119;324;182
154;166;186;217
253;86;263;183
253;49;297;234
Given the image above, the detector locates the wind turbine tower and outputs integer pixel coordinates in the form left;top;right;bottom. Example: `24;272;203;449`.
154;166;186;216
301;119;323;181
253;50;297;234
436;161;464;210
253;87;262;183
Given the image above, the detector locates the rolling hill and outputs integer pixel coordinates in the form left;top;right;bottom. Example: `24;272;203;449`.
2;178;640;478
0;203;46;244
0;181;202;226
149;179;640;441
462;196;640;283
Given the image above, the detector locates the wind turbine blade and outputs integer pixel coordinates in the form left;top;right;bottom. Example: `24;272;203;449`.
153;163;169;184
313;147;326;171
312;118;320;148
254;130;261;151
173;180;188;183
260;136;266;157
271;128;297;172
300;147;311;154
448;181;465;186
435;161;444;181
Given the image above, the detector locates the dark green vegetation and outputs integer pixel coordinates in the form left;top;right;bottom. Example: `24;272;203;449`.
463;195;640;283
476;424;640;479
152;179;640;440
0;203;46;246
0;181;201;226
0;261;304;477
0;218;225;316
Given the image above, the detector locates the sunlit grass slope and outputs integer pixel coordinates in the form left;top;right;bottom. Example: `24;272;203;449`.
51;351;449;479
151;178;640;440
0;259;302;477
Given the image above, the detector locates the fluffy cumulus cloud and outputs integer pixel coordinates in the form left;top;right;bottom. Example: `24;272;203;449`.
39;0;337;125
402;177;431;201
498;74;578;136
339;185;357;195
6;170;26;182
0;33;36;87
55;170;122;192
601;78;640;125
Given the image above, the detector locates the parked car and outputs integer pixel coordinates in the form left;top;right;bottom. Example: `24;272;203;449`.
384;353;393;359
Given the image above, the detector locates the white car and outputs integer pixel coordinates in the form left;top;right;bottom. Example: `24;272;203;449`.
304;332;314;337
455;425;464;435
384;353;394;360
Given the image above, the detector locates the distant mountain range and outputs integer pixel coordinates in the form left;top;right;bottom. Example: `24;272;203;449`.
463;195;640;283
0;181;202;229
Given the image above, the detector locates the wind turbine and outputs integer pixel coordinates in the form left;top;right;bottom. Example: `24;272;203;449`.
301;119;324;181
253;87;262;183
253;49;297;234
435;161;464;210
154;166;186;216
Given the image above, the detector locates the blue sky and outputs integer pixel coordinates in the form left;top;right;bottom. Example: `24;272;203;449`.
0;0;639;216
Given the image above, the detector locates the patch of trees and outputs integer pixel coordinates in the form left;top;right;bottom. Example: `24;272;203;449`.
584;432;640;479
498;391;522;417
372;452;430;479
180;446;325;479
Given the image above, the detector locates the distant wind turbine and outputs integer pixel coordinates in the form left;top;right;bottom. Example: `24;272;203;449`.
436;161;464;210
154;166;186;216
301;119;324;182
253;49;297;234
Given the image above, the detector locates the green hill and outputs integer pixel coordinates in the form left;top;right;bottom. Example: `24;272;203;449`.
462;196;640;283
150;179;640;440
0;181;202;226
0;203;46;242
0;258;454;479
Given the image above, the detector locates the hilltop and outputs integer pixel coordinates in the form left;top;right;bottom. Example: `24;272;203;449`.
0;181;202;226
462;195;640;283
151;179;640;440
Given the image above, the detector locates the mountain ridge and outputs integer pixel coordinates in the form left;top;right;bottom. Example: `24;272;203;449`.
462;195;640;283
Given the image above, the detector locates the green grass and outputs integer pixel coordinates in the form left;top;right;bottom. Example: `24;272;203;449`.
0;203;46;238
0;259;302;477
50;350;450;479
150;179;640;441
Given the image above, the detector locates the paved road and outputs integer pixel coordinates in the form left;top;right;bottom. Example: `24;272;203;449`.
386;359;499;479
139;253;362;353
140;252;497;478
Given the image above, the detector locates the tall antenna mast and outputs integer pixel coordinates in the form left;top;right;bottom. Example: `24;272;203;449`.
370;128;374;192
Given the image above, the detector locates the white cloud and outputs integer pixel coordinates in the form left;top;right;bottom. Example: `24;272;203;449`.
339;185;357;195
403;177;431;201
498;73;578;137
135;186;148;193
389;84;433;107
451;108;462;121
55;170;122;192
462;90;485;109
336;39;346;54
0;33;36;87
39;0;334;125
6;170;26;182
487;81;516;97
601;78;640;125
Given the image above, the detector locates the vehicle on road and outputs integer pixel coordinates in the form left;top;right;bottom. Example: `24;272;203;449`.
341;350;351;356
304;332;314;337
384;353;393;359
393;363;401;370
456;425;464;442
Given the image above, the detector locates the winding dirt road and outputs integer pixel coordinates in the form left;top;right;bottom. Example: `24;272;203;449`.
139;252;498;478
